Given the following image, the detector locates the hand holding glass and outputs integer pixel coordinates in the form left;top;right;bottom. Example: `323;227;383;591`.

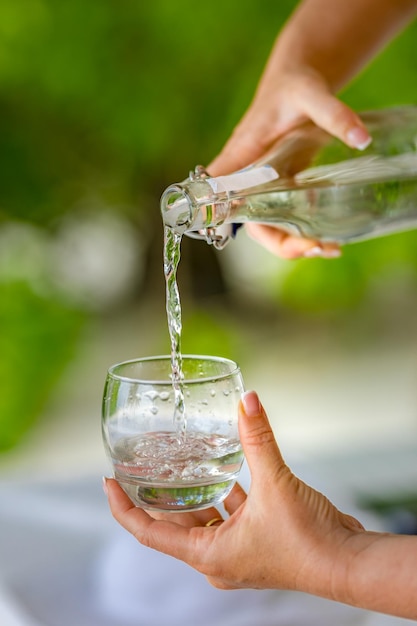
102;355;245;512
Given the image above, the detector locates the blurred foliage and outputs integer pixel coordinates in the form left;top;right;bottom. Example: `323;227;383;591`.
0;0;295;226
180;308;241;362
0;0;295;450
0;282;84;451
279;231;417;313
1;0;417;449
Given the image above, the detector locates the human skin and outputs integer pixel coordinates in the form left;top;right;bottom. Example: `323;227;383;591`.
105;390;417;619
207;0;417;259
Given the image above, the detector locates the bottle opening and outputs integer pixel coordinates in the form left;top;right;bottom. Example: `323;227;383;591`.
160;185;192;233
165;190;184;209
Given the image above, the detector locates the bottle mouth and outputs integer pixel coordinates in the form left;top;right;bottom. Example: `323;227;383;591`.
160;185;193;233
160;169;233;249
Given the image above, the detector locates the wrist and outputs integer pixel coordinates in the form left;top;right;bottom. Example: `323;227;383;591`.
314;528;417;616
295;524;367;603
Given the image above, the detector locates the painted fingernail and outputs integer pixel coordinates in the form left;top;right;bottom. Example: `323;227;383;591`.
303;246;323;258
102;476;109;495
242;390;261;417
346;126;372;150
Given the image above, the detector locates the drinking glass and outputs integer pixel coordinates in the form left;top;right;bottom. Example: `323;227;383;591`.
102;355;245;512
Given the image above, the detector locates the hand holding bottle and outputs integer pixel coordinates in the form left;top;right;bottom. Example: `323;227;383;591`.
207;0;417;259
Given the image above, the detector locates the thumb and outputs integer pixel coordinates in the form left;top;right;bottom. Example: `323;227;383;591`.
239;391;286;486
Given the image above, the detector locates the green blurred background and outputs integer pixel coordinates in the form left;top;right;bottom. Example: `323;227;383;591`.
1;0;417;454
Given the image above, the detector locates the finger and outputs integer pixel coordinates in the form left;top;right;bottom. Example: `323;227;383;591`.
238;391;287;488
206;575;242;591
105;478;196;561
106;477;156;534
223;482;247;516
151;506;223;528
245;224;341;259
107;480;224;529
297;84;371;150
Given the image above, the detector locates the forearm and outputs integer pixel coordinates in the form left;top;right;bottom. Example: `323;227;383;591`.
304;530;417;618
262;0;417;91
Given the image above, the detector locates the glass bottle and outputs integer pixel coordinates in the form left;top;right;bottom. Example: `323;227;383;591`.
160;106;417;250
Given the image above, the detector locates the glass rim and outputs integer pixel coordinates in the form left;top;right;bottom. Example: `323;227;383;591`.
106;354;241;385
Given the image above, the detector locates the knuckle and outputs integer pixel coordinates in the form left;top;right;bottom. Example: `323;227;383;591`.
326;99;358;132
245;423;276;448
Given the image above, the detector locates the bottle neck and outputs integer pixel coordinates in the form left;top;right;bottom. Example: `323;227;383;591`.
160;169;234;249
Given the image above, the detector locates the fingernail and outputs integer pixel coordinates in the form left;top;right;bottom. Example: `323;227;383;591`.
242;390;261;417
322;248;342;259
303;246;323;258
346;126;372;150
102;476;109;496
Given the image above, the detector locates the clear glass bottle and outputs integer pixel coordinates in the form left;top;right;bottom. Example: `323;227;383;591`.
160;106;417;249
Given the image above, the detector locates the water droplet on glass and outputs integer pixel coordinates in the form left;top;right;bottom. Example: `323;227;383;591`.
210;389;216;397
145;390;159;401
159;391;170;401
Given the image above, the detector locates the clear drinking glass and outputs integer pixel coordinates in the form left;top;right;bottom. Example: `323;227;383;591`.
102;355;245;512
